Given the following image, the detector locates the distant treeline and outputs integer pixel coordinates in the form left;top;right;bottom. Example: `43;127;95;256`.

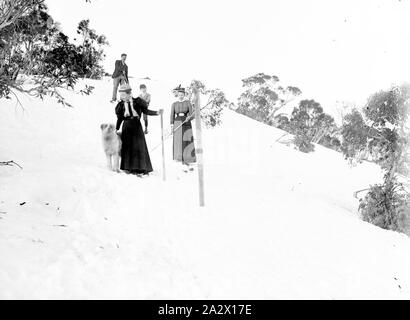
233;72;410;235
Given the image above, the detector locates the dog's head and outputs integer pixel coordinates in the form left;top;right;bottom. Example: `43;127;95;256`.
100;123;116;134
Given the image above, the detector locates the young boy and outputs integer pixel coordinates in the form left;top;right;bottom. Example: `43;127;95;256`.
138;84;151;134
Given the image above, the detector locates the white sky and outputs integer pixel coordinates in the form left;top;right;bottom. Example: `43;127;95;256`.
47;0;410;109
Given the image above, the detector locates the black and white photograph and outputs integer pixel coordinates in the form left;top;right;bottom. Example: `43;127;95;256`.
1;0;410;303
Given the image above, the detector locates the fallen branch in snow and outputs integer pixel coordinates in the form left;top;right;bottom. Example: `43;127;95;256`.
9;89;26;111
0;160;23;169
275;132;291;142
353;188;370;199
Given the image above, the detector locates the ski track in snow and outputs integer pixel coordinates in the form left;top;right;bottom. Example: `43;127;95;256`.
1;78;410;299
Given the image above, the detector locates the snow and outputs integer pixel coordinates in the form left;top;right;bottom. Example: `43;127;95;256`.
1;77;410;299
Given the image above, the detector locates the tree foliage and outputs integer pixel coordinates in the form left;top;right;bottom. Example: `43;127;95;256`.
0;0;44;31
277;99;340;153
0;0;104;106
74;19;109;79
188;80;230;128
236;73;302;126
342;84;410;234
341;109;369;160
359;178;410;235
342;85;410;177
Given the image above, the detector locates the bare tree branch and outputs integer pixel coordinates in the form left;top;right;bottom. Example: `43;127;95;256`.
0;0;44;31
0;160;23;169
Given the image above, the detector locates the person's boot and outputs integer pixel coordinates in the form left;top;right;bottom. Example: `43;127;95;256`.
144;128;149;134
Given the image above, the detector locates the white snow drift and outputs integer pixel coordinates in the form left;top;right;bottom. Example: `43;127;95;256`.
0;78;410;299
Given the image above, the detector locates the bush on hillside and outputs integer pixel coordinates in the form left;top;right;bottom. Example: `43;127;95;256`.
274;113;291;132
188;80;229;128
293;132;315;153
345;84;410;236
341;109;369;162
359;178;410;235
74;19;108;79
0;1;105;105
277;99;339;153
236;73;302;126
320;135;341;151
201;89;228;128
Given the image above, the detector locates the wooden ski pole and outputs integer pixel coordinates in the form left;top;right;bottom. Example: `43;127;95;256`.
192;86;205;207
160;111;166;181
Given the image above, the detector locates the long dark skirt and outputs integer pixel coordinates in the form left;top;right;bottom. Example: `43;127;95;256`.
173;117;196;164
121;118;153;174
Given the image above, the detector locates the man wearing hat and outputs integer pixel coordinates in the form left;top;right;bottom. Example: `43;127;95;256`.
115;83;163;175
111;53;129;103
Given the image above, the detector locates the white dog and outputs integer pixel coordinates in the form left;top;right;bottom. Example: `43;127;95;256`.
100;123;121;172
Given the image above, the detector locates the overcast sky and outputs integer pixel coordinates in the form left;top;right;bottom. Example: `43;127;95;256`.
47;0;410;108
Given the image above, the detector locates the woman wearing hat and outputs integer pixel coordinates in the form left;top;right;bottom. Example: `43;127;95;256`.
170;87;196;170
115;83;163;175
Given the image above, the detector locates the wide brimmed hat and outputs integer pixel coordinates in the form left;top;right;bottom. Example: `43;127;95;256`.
119;83;132;92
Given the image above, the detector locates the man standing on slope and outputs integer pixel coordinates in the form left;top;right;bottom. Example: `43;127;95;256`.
111;53;129;103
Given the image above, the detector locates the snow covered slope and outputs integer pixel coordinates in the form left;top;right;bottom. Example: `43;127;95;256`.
1;78;410;299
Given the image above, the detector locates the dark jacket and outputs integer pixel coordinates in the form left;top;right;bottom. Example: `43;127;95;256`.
115;97;158;130
112;60;128;80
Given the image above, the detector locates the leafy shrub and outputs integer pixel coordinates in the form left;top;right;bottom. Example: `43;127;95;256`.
0;3;107;104
359;179;410;235
188;81;229;128
287;99;337;153
274;114;291;131
236;73;301;126
294;132;315;153
320;135;341;151
341;109;369;161
343;85;410;236
201;89;227;128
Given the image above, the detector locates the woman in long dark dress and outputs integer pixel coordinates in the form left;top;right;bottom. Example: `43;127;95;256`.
115;84;162;175
170;87;196;171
